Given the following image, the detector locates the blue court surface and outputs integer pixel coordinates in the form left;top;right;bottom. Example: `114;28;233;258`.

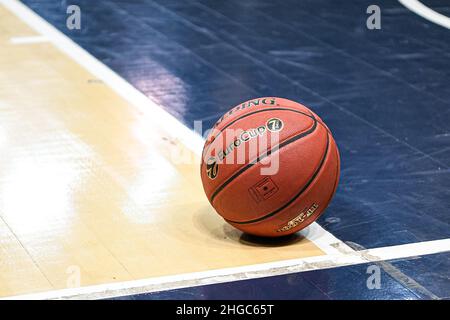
15;0;450;299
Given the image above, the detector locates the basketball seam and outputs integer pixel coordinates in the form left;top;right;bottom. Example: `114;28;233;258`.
225;128;330;225
209;115;318;203
280;139;340;233
202;107;315;158
316;118;332;136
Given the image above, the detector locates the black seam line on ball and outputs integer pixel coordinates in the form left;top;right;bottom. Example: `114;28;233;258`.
210;117;318;204
225;132;330;225
203;108;315;156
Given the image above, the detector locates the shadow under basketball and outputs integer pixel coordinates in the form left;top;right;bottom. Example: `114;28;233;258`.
194;207;306;247
236;231;306;247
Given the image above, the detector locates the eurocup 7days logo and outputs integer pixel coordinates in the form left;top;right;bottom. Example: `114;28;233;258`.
266;118;283;132
206;157;219;179
206;118;284;179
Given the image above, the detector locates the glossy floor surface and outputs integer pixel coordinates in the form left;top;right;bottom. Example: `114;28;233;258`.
0;0;449;299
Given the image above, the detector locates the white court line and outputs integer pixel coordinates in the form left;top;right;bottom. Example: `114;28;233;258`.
10;35;48;44
299;221;354;255
369;238;450;260
4;238;450;300
399;0;450;29
1;0;449;300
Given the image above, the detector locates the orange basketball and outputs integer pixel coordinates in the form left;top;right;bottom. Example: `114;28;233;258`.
200;97;340;237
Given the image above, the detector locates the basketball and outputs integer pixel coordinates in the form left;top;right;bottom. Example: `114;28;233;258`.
201;97;340;237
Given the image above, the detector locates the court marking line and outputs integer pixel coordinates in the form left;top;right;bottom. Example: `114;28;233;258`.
3;238;450;300
9;35;49;44
1;0;448;300
399;0;450;29
0;0;349;256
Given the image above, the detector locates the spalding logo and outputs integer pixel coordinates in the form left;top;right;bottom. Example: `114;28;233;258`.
213;98;276;129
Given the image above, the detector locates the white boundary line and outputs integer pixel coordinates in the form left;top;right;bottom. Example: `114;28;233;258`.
10;35;49;44
1;0;449;300
399;0;450;29
3;238;450;300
